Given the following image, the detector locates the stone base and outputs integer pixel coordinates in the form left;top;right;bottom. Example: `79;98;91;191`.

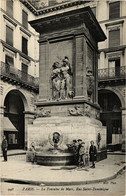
36;152;74;166
26;150;107;166
28;116;106;151
96;150;107;162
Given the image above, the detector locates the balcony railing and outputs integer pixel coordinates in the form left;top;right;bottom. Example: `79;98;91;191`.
98;66;126;80
0;61;39;88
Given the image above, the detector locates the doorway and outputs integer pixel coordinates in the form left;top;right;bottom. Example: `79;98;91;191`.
4;90;25;149
98;90;122;145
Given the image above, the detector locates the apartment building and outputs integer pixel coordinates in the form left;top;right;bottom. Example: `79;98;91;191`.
0;0;39;150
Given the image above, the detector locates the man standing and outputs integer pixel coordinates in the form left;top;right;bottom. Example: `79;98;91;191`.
89;140;97;168
1;135;8;161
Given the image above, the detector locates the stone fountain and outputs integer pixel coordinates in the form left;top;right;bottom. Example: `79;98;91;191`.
28;6;107;166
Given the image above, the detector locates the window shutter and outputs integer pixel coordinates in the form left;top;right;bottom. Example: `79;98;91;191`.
22;63;28;74
5;55;14;66
22;37;28;55
22;10;28;29
109;29;120;48
6;0;13;17
109;2;120;19
6;26;13;46
22;63;28;81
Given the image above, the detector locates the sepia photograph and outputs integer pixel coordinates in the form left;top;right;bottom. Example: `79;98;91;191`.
0;0;126;195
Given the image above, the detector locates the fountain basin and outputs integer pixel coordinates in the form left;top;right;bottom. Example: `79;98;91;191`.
36;152;75;166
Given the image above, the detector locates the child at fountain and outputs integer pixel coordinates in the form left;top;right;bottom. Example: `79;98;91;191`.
89;140;97;168
78;142;86;167
30;142;36;164
76;139;82;166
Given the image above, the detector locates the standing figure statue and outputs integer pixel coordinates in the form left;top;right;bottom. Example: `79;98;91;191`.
61;56;72;99
97;132;101;151
51;56;73;100
86;68;94;101
51;62;62;100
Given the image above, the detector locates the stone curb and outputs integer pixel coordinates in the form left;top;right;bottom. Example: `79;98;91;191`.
0;152;26;157
1;166;126;187
107;152;126;155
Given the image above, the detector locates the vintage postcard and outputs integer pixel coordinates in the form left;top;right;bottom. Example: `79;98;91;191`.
0;0;126;195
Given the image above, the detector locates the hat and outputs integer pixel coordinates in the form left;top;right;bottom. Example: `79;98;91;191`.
78;139;82;142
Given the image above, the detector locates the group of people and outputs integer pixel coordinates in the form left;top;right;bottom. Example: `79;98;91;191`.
1;135;97;169
67;139;97;168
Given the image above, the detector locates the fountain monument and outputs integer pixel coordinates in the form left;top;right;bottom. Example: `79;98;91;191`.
28;6;107;165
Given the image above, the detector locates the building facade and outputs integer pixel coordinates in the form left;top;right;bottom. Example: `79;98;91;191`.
95;0;126;151
0;0;125;151
0;0;39;149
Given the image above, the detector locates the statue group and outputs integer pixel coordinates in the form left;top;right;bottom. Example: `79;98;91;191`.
51;56;73;100
51;56;94;101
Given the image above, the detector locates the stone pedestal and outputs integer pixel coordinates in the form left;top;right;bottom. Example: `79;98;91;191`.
24;111;35;150
28;114;106;151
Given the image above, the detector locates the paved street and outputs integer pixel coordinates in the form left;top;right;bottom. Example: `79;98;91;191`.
1;169;125;196
1;154;125;185
0;153;126;196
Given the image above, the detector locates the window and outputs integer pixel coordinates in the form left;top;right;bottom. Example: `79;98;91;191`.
91;7;96;17
6;26;13;46
5;55;14;73
109;2;120;19
22;10;28;29
109;29;120;48
22;63;28;81
112;120;121;134
22;37;28;55
109;58;120;77
6;0;13;17
5;55;14;66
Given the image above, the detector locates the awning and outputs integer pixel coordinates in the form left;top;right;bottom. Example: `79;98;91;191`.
3;117;18;132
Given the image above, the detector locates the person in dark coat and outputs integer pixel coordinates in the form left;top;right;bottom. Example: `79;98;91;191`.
78;142;86;167
1;135;8;161
89;140;97;168
77;139;82;166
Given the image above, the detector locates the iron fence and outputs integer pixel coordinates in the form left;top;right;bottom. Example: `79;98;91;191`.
98;66;126;80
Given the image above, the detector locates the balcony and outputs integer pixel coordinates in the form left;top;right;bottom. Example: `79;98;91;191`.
98;66;126;81
0;61;39;91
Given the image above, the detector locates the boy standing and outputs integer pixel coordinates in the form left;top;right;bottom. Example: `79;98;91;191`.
89;140;97;168
78;142;86;167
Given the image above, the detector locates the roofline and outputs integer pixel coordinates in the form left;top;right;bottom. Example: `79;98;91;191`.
29;6;106;42
19;0;91;16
